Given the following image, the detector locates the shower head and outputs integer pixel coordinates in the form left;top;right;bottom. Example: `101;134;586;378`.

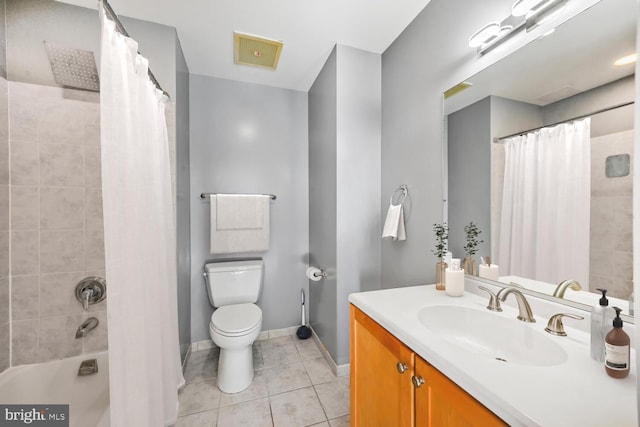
44;41;100;92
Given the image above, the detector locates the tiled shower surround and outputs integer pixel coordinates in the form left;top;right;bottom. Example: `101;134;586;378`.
8;81;108;364
589;129;634;298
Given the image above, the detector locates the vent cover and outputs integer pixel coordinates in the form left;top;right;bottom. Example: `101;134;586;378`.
444;81;472;99
534;86;582;105
234;32;283;70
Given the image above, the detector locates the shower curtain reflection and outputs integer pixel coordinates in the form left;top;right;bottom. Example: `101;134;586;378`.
99;3;184;426
499;118;591;287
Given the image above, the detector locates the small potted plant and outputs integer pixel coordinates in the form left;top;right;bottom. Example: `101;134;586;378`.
431;223;449;290
463;222;483;276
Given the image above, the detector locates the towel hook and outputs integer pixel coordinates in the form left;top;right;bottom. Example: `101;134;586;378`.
390;185;408;206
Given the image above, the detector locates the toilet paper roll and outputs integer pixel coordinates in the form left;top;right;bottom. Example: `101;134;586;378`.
306;267;324;282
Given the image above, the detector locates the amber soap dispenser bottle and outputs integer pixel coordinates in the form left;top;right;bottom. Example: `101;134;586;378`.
604;307;630;378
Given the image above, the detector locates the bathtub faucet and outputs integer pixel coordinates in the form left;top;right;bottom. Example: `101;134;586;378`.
75;317;99;339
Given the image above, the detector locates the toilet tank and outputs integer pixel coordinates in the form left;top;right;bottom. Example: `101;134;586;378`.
204;260;264;307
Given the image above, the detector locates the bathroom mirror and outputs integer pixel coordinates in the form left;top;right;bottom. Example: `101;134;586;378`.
445;0;636;317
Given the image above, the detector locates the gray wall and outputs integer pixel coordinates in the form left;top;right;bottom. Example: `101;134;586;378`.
175;37;191;360
309;47;338;358
309;45;381;365
121;15;177;99
447;97;491;259
543;75;635;137
189;75;309;342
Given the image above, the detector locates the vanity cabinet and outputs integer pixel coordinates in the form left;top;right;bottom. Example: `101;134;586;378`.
350;305;506;427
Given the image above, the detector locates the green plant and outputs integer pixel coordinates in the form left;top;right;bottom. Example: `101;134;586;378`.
464;222;483;257
431;223;449;259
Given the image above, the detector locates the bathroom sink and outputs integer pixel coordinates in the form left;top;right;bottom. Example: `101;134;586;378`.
417;305;567;367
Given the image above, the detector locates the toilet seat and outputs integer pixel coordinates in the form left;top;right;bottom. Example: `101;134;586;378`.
211;303;262;337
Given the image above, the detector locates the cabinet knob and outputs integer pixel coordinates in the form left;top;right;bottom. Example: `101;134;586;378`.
396;362;408;374
412;375;425;388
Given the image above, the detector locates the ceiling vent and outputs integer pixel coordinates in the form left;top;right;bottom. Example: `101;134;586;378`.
534;86;582;105
444;81;472;99
234;32;283;70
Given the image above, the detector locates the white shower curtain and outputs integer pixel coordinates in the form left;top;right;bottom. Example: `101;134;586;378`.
99;4;184;426
499;118;591;287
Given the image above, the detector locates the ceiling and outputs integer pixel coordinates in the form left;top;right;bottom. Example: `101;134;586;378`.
57;0;432;92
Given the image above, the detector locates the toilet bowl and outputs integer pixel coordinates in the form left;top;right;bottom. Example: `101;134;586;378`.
204;260;264;393
209;303;262;393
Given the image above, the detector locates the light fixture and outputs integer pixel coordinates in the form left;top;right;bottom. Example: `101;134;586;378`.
512;0;546;16
470;0;567;54
614;53;638;66
468;22;501;48
498;25;514;37
526;0;567;30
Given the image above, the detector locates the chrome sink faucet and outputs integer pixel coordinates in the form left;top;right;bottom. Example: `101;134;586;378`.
497;288;536;323
478;286;502;312
552;279;582;298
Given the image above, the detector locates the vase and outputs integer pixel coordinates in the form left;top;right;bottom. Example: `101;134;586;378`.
435;259;448;290
463;256;477;276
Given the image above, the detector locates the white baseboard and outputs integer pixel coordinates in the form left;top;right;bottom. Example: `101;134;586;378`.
310;327;350;377
190;326;350;377
191;325;300;352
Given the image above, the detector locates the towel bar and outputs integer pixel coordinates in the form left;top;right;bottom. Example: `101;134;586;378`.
200;193;276;200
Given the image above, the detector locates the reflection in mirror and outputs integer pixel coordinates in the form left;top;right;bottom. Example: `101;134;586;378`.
446;0;636;317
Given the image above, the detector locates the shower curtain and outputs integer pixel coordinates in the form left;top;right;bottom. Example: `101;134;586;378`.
99;5;184;426
499;118;591;287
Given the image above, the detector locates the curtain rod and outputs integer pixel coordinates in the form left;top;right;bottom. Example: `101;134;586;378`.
493;101;635;143
102;0;170;99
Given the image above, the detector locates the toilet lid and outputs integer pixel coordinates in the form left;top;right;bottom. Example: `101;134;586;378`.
211;303;262;335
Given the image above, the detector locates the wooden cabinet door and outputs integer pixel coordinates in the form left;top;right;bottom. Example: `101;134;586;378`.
414;357;507;427
351;305;415;427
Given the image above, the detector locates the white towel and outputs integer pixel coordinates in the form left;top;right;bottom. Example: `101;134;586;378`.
382;203;406;240
210;194;270;254
216;194;264;230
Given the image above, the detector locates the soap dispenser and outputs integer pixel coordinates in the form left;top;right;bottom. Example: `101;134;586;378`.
590;288;615;362
605;307;630;379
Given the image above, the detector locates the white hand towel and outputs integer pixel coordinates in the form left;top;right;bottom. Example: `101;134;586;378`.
216;194;264;230
382;204;406;241
210;195;270;254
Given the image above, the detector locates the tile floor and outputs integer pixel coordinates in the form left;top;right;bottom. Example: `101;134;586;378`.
177;335;350;427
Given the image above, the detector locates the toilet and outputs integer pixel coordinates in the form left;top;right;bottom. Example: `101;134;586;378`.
204;259;264;394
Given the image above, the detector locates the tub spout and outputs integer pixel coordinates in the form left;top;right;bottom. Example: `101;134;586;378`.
75;317;99;339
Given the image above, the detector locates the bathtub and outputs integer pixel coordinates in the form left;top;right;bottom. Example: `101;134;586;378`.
0;352;110;427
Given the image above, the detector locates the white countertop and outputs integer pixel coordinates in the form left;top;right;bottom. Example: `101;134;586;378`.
349;284;638;427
